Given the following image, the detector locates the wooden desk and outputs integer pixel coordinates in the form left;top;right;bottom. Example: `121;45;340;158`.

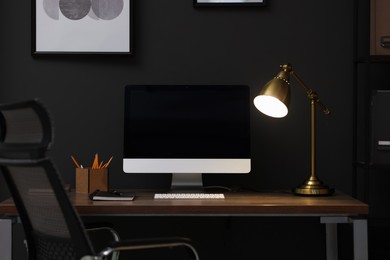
0;191;368;260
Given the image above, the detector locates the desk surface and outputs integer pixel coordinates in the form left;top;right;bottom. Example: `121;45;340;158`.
0;191;368;217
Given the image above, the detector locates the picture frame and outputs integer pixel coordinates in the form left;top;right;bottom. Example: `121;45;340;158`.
194;0;266;6
32;0;134;55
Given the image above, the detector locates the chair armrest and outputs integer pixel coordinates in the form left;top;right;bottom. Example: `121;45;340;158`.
86;227;120;260
86;227;120;242
97;237;199;260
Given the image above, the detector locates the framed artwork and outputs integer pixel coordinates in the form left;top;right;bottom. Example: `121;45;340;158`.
194;0;266;6
32;0;133;55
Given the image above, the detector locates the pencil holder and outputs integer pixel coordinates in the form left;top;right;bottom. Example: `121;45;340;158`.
76;168;109;193
89;168;109;192
76;168;89;193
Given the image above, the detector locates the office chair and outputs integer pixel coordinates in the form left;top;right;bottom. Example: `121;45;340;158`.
0;99;199;259
0;99;53;159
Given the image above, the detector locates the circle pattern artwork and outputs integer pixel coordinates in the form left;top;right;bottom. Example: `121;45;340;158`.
59;0;91;20
43;0;60;20
91;0;124;20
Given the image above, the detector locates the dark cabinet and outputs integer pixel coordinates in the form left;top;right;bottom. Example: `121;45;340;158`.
354;0;390;258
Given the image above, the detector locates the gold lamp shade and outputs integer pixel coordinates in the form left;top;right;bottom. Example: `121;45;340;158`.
253;69;291;118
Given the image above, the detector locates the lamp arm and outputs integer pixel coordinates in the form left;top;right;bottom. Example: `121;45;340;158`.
290;71;331;115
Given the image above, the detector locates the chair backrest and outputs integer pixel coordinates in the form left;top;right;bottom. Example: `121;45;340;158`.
0;99;53;159
0;157;95;260
0;99;94;259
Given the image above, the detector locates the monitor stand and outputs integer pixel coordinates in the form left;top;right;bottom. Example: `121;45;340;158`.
171;173;203;191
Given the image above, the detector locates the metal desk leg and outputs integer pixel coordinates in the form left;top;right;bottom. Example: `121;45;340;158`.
321;217;368;260
321;217;348;260
325;223;338;260
0;218;12;260
352;219;368;260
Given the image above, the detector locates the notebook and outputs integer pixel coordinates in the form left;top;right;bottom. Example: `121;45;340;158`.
89;190;135;201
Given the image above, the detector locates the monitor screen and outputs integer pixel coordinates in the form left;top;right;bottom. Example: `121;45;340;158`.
123;85;251;188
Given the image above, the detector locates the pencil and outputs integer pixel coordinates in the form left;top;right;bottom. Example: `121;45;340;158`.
103;156;113;168
71;156;81;168
92;153;98;169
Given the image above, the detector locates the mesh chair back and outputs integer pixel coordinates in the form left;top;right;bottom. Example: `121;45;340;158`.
0;158;94;260
0;100;53;159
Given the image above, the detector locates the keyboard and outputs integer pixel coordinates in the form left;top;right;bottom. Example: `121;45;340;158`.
154;193;225;200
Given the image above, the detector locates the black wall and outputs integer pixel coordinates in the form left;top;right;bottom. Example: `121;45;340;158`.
0;0;355;259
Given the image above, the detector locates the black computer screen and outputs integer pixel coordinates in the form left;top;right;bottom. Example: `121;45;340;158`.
124;85;250;159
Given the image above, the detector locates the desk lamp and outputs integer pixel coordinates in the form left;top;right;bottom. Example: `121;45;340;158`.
254;63;334;196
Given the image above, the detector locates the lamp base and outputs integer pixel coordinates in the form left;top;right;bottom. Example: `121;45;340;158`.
293;176;334;196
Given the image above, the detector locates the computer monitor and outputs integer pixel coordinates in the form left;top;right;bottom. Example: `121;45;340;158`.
123;85;251;189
